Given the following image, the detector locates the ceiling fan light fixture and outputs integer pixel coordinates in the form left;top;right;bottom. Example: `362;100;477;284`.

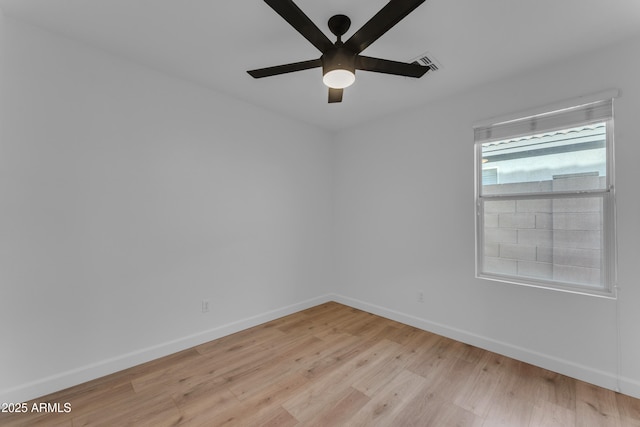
322;47;356;89
247;0;430;103
323;69;355;89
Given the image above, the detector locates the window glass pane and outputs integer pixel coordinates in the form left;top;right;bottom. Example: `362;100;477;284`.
482;197;604;289
482;168;498;185
481;123;607;196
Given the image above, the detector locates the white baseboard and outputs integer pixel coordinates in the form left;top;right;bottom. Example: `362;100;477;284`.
5;293;639;403
0;294;333;404
329;293;640;400
619;376;640;400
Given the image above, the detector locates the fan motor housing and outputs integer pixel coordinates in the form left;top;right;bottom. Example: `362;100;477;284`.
322;46;356;75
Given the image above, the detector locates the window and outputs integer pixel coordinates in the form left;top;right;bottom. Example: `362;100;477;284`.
474;98;616;296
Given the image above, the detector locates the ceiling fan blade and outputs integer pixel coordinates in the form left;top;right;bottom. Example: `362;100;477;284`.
248;58;322;78
344;0;426;54
356;55;429;78
328;88;343;103
264;0;334;53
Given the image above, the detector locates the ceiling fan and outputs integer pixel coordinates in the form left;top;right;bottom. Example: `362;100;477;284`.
247;0;430;103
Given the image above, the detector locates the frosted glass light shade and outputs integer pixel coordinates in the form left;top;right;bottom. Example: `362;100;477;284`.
322;69;355;89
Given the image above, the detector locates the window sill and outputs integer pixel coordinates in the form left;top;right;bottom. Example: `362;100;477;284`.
476;272;617;299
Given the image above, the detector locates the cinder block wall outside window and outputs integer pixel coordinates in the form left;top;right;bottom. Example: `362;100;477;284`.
483;175;604;286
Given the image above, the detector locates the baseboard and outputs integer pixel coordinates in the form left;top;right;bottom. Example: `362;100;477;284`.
619;376;640;400
330;293;640;400
5;293;639;403
1;294;334;404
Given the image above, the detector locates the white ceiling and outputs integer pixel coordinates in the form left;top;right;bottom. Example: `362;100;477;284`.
1;0;640;131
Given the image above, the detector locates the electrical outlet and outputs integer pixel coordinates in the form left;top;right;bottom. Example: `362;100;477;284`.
202;300;210;313
417;291;424;303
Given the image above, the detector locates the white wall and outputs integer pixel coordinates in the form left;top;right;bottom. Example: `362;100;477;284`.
333;34;640;398
0;14;333;402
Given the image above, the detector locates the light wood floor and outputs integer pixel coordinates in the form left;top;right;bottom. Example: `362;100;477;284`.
2;302;640;426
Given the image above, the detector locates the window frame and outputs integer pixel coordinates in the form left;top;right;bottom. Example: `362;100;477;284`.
474;95;617;298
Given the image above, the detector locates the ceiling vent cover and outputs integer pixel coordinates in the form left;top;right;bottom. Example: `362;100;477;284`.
410;51;442;71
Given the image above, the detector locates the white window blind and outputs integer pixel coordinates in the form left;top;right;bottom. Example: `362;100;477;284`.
474;99;613;144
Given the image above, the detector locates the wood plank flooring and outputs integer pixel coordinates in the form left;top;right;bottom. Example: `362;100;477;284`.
2;302;640;426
